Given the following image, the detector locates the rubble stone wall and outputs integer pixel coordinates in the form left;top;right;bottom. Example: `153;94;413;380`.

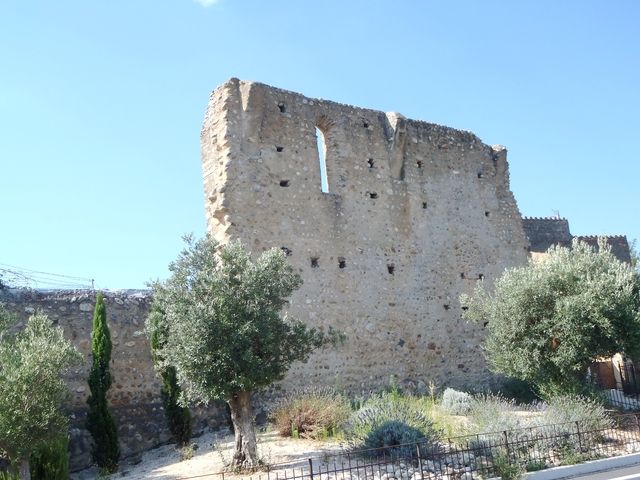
200;78;530;394
0;289;228;471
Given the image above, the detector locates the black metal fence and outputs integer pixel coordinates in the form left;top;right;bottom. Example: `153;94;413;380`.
177;414;640;480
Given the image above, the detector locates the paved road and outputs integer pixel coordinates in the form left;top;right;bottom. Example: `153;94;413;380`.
568;463;640;480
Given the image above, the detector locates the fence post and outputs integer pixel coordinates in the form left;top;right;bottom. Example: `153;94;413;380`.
308;458;314;480
575;421;583;451
503;431;510;458
416;443;424;480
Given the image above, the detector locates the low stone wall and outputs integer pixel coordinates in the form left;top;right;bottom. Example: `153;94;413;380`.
0;288;229;471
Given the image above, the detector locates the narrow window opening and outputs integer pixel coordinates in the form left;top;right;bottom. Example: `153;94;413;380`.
315;127;329;193
310;257;319;268
278;102;286;113
477;172;483;178
276;146;284;152
387;264;395;275
478;273;484;280
461;306;469;311
367;158;375;169
416;160;423;169
338;257;346;269
483;321;489;328
369;192;378;199
363;121;369;128
422;201;428;209
460;272;465;279
280;180;290;187
444;304;451;310
280;246;292;256
485;211;490;217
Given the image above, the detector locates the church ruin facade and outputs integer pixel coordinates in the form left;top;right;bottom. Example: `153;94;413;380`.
200;78;531;391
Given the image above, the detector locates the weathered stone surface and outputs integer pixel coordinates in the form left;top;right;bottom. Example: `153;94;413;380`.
200;78;530;393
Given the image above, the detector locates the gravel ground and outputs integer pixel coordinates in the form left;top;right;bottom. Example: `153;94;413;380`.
72;430;343;480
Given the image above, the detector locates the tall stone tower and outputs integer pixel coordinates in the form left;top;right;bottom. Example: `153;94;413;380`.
201;78;529;391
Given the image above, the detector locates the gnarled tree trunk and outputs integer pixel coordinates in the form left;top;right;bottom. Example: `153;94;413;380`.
227;390;259;469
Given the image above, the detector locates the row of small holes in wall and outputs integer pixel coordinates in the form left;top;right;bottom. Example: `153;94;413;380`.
284;248;396;273
276;103;487;192
278;181;487;217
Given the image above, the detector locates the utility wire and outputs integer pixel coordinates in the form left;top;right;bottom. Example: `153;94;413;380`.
0;263;94;289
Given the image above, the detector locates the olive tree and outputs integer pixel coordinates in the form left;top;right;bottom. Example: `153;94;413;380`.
148;236;340;469
0;305;81;480
461;238;640;397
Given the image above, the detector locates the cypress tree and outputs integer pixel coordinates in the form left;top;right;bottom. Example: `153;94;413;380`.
146;285;192;445
86;292;119;472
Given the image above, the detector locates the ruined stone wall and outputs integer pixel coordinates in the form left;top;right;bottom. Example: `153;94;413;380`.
201;78;530;393
0;289;228;471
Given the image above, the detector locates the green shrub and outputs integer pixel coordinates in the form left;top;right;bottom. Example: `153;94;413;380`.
29;436;69;480
344;393;441;457
146;290;192;446
525;459;546;472
536;395;611;433
179;443;198;461
491;451;524;480
441;388;473;415
467;393;523;434
271;388;351;439
161;366;192;446
0;472;19;480
533;394;612;454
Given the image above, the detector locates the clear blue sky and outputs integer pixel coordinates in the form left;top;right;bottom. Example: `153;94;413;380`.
1;1;638;289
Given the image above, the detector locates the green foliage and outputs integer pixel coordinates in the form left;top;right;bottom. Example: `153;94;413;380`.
344;393;440;457
533;395;611;454
491;451;524;480
161;366;192;445
525;460;546;472
30;436;69;480
467;394;523;434
536;395;612;433
149;236;342;468
0;305;81;471
0;472;19;480
86;293;119;472
494;377;540;403
146;288;192;446
440;388;473;415
462;239;640;396
179;443;198;462
149;236;342;403
270;387;351;439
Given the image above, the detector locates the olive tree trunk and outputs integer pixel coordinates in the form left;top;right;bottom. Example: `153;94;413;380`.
18;458;31;480
227;391;259;469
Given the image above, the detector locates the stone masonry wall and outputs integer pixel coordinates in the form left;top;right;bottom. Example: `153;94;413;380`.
201;78;530;394
0;289;228;471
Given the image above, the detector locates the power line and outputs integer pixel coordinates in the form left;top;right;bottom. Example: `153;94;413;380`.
0;263;94;290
